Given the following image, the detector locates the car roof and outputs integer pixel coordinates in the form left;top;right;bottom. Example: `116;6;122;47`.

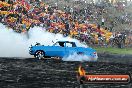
57;41;75;43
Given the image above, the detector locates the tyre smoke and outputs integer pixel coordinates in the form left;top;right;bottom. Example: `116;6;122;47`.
0;24;87;59
62;53;98;61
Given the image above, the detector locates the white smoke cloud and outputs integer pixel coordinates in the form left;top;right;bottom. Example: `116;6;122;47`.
0;23;87;58
62;53;97;61
0;24;29;58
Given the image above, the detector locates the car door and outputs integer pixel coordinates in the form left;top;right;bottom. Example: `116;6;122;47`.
65;42;77;57
49;42;65;57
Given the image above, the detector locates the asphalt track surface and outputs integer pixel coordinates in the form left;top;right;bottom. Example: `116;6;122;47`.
0;57;132;88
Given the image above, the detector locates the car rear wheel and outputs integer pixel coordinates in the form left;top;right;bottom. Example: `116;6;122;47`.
35;51;44;60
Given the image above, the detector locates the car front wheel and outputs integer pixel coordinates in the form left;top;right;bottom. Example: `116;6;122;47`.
35;51;44;60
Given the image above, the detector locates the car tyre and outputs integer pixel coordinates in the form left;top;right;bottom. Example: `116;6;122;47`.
35;51;44;60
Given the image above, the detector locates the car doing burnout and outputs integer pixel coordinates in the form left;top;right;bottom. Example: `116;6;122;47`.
29;41;98;61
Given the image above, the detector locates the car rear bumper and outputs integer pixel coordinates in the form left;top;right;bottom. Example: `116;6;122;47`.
90;55;98;61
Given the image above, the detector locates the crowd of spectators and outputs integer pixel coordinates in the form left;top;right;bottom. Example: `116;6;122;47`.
0;0;132;48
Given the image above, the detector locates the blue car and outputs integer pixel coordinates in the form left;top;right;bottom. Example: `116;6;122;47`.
29;41;98;61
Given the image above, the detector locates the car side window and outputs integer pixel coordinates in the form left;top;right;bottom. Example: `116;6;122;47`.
54;42;65;47
59;42;65;47
66;43;73;47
